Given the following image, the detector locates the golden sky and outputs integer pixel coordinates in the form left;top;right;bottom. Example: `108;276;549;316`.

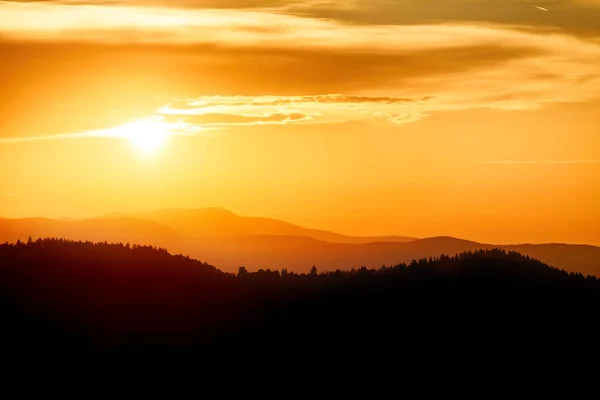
0;0;599;245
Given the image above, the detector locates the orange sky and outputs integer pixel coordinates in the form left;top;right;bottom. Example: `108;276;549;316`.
0;0;599;245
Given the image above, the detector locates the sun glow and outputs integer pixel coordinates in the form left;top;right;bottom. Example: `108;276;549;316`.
117;120;170;154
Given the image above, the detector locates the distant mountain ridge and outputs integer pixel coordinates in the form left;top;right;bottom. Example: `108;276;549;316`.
104;207;417;244
1;208;599;276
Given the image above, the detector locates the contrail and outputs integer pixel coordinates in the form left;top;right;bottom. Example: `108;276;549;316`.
535;5;549;11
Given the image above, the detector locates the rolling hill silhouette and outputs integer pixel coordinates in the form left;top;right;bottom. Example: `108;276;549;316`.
0;216;195;247
106;208;417;244
1;240;598;355
1;209;599;276
190;235;600;276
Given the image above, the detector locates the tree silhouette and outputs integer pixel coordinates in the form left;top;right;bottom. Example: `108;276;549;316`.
0;238;598;355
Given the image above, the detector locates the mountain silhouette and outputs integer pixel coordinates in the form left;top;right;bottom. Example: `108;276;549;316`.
1;239;598;356
106;208;417;244
0;216;195;247
189;235;600;276
1;210;599;276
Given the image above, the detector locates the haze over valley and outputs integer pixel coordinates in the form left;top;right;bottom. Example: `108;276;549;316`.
2;208;599;276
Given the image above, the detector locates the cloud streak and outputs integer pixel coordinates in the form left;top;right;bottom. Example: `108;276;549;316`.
0;2;594;50
0;95;431;145
1;2;600;142
158;94;428;126
1;2;599;110
5;0;600;34
0;117;200;145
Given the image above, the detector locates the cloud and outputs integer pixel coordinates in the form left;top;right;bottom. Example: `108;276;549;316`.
4;1;600;34
0;92;435;146
0;3;599;108
10;0;595;35
0;132;96;144
166;112;314;126
0;116;201;145
0;2;593;49
1;2;600;141
0;0;359;9
158;94;431;127
0;95;430;145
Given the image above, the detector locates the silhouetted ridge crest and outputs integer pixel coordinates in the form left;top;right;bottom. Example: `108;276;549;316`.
1;239;599;354
1;238;597;285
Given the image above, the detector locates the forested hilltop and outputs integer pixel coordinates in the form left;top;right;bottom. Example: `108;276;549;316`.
1;238;599;356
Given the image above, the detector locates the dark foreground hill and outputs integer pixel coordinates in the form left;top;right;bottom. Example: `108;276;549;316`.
1;238;599;360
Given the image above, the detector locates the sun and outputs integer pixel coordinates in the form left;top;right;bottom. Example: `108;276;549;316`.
117;119;170;154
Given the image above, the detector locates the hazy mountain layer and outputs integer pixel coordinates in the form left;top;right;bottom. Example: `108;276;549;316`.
2;209;599;276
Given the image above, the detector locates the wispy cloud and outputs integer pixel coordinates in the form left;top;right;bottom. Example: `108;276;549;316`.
0;117;201;145
0;132;98;144
1;2;600;142
0;95;430;145
4;1;600;33
0;2;594;51
159;94;428;127
1;2;599;112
